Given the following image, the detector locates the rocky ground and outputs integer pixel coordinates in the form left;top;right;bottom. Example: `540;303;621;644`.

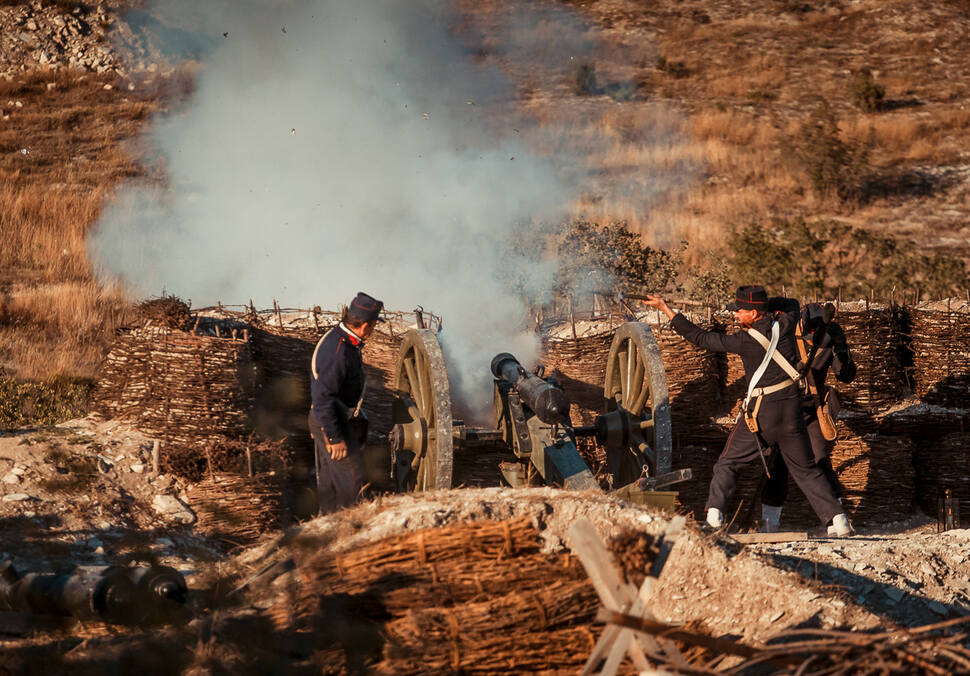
0;419;967;644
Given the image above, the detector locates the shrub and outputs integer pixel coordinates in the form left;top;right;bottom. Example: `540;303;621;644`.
572;62;598;96
555;220;683;297
727;217;967;299
655;56;688;78
795;99;872;201
850;68;885;113
0;374;94;428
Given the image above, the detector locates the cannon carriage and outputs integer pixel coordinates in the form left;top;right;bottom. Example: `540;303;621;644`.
387;321;690;505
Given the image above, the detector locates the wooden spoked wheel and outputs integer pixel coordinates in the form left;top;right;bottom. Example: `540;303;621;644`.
390;329;453;491
603;322;672;480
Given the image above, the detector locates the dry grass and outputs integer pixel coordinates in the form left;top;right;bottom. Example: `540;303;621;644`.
0;281;128;380
0;67;159;383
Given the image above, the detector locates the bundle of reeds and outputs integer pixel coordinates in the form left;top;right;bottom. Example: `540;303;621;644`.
133;295;193;331
263;516;599;675
186;472;282;545
376;626;598;675
908;300;970;407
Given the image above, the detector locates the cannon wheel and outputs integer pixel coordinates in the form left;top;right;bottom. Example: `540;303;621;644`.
392;329;454;491
604;322;672;477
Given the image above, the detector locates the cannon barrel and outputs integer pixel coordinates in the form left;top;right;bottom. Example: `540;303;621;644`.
0;561;188;625
490;353;570;425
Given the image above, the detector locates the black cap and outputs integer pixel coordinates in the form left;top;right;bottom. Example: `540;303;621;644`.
726;285;768;312
347;292;384;323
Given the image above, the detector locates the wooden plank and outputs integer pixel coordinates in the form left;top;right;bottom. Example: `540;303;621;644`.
729;532;809;544
602;515;689;673
568;518;653;674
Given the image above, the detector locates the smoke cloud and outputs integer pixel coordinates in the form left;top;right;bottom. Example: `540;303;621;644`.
88;0;657;413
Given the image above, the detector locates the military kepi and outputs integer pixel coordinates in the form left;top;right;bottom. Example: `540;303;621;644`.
726;285;768;312
347;291;384;323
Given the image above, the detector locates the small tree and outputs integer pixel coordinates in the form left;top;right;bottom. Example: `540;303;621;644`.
572;62;598;96
850;68;885;113
795;99;871;201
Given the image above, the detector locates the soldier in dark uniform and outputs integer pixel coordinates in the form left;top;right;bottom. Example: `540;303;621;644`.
643;287;852;536
309;292;383;514
761;302;857;532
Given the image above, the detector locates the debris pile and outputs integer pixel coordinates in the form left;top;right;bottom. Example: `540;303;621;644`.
909;303;970;407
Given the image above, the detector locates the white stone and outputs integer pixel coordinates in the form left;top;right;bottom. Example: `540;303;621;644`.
2;493;31;502
152;494;196;525
2;473;21;485
130;464;145;473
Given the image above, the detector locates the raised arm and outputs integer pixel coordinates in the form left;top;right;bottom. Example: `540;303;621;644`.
641;295;746;354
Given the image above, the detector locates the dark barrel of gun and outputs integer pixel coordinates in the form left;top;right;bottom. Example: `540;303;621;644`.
490;353;570;425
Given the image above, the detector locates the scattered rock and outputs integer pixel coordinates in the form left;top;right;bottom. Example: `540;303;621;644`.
86;537;103;548
884;587;904;603
927;600;949;615
152;494;196;525
130;464;145;473
2;493;31;502
2;473;21;485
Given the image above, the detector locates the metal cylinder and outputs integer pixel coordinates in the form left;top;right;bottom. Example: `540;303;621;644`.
490;353;570;425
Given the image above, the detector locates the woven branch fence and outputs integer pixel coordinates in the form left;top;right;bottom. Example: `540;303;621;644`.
908;301;970;408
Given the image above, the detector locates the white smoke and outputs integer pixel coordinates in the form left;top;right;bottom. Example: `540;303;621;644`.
88;0;662;414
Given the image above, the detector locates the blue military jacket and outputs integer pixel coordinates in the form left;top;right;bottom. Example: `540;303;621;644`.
310;323;365;444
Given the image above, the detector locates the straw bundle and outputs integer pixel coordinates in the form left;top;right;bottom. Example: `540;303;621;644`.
376;626;598;675
383;580;597;645
908;301;970;407
186;473;282;545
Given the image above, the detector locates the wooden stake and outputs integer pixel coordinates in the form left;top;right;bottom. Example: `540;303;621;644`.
152;440;160;475
246;445;254;478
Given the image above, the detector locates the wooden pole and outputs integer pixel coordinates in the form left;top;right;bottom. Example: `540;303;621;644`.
152;440;160;475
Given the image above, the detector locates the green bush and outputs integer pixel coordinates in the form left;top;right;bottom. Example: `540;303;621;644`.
0;375;94;429
555;220;683;297
795;99;872;201
727;217;967;299
850;68;885;113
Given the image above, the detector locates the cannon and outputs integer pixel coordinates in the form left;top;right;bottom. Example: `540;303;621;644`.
389;321;690;503
0;561;188;625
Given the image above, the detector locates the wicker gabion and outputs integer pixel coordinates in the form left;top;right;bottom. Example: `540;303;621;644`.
186;472;283;545
774;419;915;529
908;300;970;408
93;324;257;445
830;303;907;413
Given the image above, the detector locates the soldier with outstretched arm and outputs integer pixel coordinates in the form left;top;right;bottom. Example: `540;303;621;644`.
642;287;852;535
